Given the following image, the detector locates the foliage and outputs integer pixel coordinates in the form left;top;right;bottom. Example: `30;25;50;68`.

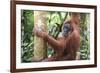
21;10;90;62
79;13;90;60
21;10;34;62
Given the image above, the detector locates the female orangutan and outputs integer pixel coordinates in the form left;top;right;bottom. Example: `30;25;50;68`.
33;13;80;61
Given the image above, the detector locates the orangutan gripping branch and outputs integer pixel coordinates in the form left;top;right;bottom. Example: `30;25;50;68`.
33;13;81;61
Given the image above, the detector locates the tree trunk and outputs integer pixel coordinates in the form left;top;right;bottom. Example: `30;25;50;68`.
33;11;47;61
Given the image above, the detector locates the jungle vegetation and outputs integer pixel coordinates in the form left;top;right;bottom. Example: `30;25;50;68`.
21;10;90;62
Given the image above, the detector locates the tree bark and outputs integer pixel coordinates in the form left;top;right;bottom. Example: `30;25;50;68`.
33;11;47;61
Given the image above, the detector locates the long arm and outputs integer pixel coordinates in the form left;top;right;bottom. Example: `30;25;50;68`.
44;35;66;51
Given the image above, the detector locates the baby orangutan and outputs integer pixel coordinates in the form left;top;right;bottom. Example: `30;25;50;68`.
33;13;80;61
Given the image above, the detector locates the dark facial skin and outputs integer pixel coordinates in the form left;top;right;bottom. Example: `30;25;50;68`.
33;13;80;61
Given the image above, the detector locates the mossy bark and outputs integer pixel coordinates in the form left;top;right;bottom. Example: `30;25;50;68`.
33;11;47;61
